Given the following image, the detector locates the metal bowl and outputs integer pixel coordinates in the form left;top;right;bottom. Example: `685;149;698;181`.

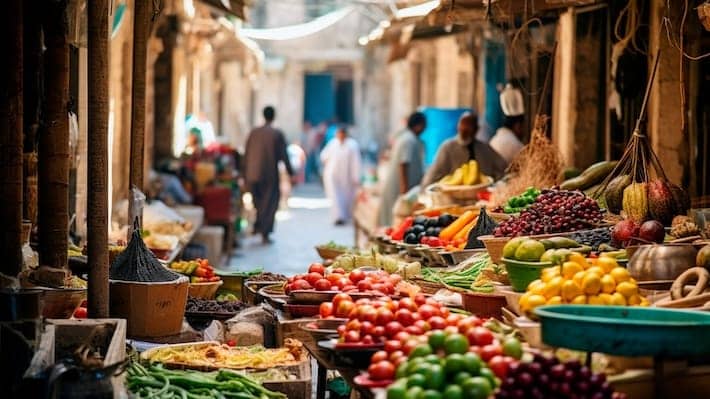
627;243;699;282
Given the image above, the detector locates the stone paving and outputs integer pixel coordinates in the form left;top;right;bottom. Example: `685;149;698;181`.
225;183;354;276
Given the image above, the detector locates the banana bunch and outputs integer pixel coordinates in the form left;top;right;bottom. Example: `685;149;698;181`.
440;160;484;185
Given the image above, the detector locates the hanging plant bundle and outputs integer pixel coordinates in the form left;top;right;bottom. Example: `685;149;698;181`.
494;115;565;205
109;226;181;282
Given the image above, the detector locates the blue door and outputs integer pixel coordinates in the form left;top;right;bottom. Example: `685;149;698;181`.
304;73;335;126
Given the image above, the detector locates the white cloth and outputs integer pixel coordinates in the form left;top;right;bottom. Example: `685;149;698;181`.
489;127;524;164
320;137;361;222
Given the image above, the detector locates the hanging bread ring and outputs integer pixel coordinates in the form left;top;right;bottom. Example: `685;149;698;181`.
670;267;709;300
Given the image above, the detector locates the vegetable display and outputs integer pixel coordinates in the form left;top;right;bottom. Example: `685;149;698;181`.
283;263;402;296
127;362;286;399
420;254;491;290
186;297;247;313
500;187;541;214
109;226;181;282
170;258;221;283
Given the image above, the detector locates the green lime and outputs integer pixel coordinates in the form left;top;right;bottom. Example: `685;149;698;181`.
409;344;433;359
417;390;442;399
406;386;423;399
452;371;472;385
540;248;556;262
423;354;441;365
461;352;483;375
396;361;409;379
479;367;498;388
502;236;528;259
443;333;469;355
444;353;466;375
461;376;492;399
406;358;425;375
502;337;523;359
442;385;464;399
387;381;407;399
406;374;426;388
514;239;546;261
427;330;447;350
423;364;445;390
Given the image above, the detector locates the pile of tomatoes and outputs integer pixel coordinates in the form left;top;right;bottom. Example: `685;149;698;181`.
284;263;402;296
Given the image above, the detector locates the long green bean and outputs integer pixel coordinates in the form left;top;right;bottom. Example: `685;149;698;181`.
421;253;490;290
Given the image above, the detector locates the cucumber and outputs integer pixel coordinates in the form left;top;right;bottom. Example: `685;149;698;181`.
560;161;617;191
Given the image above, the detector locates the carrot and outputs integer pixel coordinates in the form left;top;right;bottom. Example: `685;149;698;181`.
439;210;476;241
453;217;478;240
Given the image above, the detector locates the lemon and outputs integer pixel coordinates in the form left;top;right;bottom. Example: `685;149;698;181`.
610;267;631;283
600;274;616;294
519;292;532;311
582;273;602;295
561;279;583;301
640;298;650;306
527;279;546;295
573;271;586;287
588;295;605;305
541;266;561;283
543;276;563;298
571;295;587;304
503;237;529;259
627;294;643;306
598;293;614;305
610;292;627;306
527;294;547;309
596;256;619;273
568;253;589;268
562;261;584;279
586;266;606;277
616;281;638;298
546;295;563;305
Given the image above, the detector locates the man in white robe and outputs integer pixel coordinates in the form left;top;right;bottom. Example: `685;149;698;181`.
320;127;361;225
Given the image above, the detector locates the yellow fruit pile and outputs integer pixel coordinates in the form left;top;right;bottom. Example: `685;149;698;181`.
519;253;649;315
440;160;488;185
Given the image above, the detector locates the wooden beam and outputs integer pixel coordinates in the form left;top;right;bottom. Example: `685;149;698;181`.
87;0;110;318
39;0;70;269
130;0;151;193
0;0;24;277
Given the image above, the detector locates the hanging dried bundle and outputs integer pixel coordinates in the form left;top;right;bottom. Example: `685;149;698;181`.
109;221;181;282
494;115;565;205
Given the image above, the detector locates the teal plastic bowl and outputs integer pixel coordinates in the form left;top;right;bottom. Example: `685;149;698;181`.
534;305;710;357
502;257;552;292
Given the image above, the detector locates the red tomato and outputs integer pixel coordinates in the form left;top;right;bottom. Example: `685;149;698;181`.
414;319;431;332
335;277;349;289
371;283;386;294
349;269;365;283
335;300;355;318
457;316;483;333
308;263;325;275
355;298;371;306
293;279;312;290
439;306;451;318
341;285;357;292
488;355;514;379
337;325;346;335
413;293;428;306
468;326;495;346
327;273;344;284
427;316;447;330
332;293;353;309
344;330;360;343
383;300;398;312
371;350;389;363
404;325;424;335
402;339;419;355
375;308;394;326
361;335;375;345
394;309;415;326
480;344;503;361
287;276;295;284
346;319;362;332
380;282;395;295
446;314;463;326
388;350;405;365
398;297;418;311
469;345;482;355
420;236;430;245
384;321;404;338
410;312;422;323
332;267;346;275
360;321;375;336
314;279;331;291
417;304;439;320
389;274;403;285
357;280;372;292
306;272;323;286
319;302;333;318
444;326;460;335
368;360;395;381
425;297;441;307
371;325;386;339
384;340;402;353
394;331;411;343
357;305;377;323
73;306;87;319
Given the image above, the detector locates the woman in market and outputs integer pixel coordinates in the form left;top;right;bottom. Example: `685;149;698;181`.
420;112;508;188
320;126;362;225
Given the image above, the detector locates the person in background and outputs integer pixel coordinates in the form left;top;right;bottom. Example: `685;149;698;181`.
420;112;508;187
320;126;361;225
489;83;525;163
379;112;427;227
243;106;295;244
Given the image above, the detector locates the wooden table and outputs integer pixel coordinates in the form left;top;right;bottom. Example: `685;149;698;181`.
302;338;374;399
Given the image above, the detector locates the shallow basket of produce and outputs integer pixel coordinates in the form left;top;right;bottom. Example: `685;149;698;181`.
284;303;321;318
534;305;710;357
188;280;223;299
437;176;494;200
440;248;486;266
300;319;343;342
37;287;87;319
315;245;348;260
245;280;285;305
502;258;552;292
460;290;508;318
319;339;384;369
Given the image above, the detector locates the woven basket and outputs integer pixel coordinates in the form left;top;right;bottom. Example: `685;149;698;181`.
409;278;446;295
315;246;347;260
478;235;510;264
188;280;223;299
438;177;494;201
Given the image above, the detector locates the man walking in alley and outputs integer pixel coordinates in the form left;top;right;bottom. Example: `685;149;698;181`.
244;106;295;244
320;126;361;225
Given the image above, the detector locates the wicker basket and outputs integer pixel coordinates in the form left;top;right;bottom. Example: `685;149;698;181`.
188;280;223;299
438;177;494;201
315;246;347;260
408;278;446;295
478;235;510;264
461;291;508;318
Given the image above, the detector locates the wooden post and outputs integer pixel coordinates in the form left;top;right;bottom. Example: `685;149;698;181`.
0;0;24;277
87;0;110;317
38;0;70;269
